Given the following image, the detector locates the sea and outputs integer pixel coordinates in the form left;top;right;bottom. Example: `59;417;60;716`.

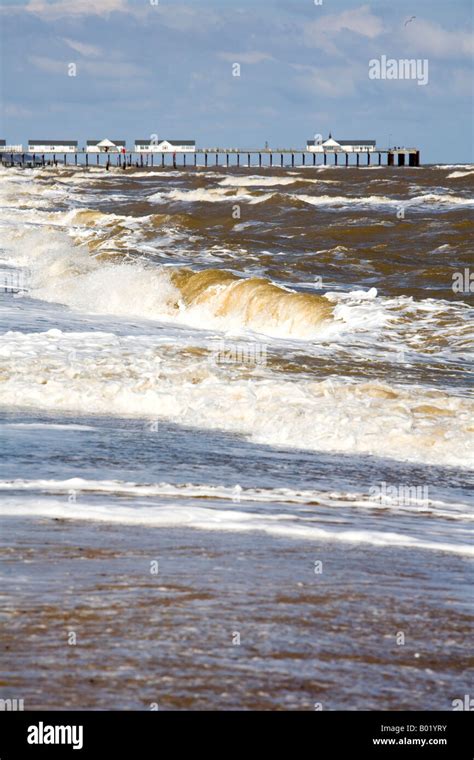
0;160;472;710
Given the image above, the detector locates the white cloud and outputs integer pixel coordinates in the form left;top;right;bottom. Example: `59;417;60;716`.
217;52;273;65
25;0;128;19
62;39;102;58
403;19;473;58
304;4;384;53
291;62;363;98
28;55;145;79
63;37;103;58
4;103;34;117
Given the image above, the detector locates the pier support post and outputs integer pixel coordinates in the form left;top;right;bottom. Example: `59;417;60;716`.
415;150;420;167
270;153;273;167
161;153;165;167
194;153;197;166
237;154;240;167
140;154;143;167
323;153;327;166
398;153;405;167
302;153;305;166
313;153;316;166
129;154;132;166
226;154;229;167
280;154;283;167
151;154;154;167
367;152;370;165
96;154;99;166
259;153;262;167
291;153;294;167
63;154;66;165
85;154;88;167
356;153;360;168
335;153;338;166
247;153;251;167
215;153;219;166
388;152;394;167
345;152;348;167
205;153;208;167
378;152;381;166
75;154;77;166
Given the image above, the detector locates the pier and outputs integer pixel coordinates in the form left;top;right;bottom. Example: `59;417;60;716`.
0;147;420;169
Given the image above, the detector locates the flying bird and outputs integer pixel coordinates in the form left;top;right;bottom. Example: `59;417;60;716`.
404;16;416;26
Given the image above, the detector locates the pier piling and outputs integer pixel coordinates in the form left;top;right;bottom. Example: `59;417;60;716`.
2;144;421;172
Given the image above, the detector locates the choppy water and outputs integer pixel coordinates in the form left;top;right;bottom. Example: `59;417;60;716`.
0;163;472;709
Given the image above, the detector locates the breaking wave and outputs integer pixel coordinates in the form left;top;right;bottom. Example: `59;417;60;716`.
4;227;333;338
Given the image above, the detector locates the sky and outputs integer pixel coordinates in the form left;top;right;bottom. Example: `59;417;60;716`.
0;0;473;163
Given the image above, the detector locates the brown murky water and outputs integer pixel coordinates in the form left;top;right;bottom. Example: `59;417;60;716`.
0;162;472;709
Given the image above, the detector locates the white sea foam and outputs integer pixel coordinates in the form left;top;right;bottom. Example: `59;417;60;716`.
447;170;474;179
433;164;474;170
2;423;96;431
148;187;274;204
297;193;474;209
0;326;471;468
0;495;471;555
1;477;471;519
218;175;337;187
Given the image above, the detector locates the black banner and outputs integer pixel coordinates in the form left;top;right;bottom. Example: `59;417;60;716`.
0;711;472;758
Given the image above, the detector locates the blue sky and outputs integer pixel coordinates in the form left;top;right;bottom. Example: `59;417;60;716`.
1;0;472;162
